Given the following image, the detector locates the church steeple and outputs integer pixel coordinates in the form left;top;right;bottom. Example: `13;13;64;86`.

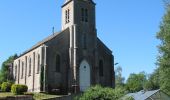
61;0;96;30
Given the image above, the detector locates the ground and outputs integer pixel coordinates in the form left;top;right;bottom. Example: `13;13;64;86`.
0;92;63;100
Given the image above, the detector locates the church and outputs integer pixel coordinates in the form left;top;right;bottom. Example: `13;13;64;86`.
12;0;115;94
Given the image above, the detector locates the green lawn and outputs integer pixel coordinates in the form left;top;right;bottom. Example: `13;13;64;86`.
0;92;62;100
0;92;15;97
33;93;62;100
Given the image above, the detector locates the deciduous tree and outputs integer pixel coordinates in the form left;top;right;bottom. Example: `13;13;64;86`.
156;1;170;95
0;54;17;83
126;72;147;92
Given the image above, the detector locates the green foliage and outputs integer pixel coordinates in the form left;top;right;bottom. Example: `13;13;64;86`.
11;84;28;95
115;66;125;87
156;2;170;95
124;96;134;100
126;72;147;92
0;54;17;83
0;83;1;90
74;85;125;100
144;69;160;91
1;82;12;92
144;80;153;91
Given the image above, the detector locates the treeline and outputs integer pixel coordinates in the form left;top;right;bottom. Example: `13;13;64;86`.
115;66;159;93
115;0;170;95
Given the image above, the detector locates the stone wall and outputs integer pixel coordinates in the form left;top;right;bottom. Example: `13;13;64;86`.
13;46;42;92
45;28;70;94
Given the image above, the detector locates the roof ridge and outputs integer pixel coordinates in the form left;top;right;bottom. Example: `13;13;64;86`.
16;28;68;59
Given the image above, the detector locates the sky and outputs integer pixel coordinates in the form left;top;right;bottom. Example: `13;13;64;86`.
0;0;165;80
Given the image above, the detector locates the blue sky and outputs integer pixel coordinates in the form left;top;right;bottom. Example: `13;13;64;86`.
0;0;165;80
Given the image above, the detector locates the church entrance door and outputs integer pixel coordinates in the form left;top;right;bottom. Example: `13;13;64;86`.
79;60;91;91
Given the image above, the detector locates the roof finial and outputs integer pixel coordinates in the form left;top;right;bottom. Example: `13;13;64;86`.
52;27;55;35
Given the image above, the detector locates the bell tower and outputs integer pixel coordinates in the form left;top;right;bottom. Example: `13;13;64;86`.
63;0;97;93
61;0;96;31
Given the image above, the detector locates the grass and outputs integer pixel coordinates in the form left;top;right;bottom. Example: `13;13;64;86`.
0;92;15;97
33;93;62;100
0;92;63;100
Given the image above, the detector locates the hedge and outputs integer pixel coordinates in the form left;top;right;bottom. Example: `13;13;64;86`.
11;84;28;95
1;82;12;92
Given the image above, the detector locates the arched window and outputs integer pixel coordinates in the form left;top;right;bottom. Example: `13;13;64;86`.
68;9;70;22
28;58;31;76
65;9;70;24
99;60;104;77
81;8;88;22
65;10;68;24
56;55;60;72
21;61;24;79
81;8;85;21
37;54;40;74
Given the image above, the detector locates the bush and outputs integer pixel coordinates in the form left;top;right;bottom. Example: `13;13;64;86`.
1;82;12;92
75;85;126;100
11;84;28;95
123;96;134;100
0;83;1;90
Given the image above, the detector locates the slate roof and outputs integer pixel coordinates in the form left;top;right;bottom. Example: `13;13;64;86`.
16;27;112;59
123;89;160;100
16;28;68;59
97;38;112;54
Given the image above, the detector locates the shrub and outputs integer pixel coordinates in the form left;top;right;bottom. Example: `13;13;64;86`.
0;83;1;90
125;96;134;100
1;82;12;92
75;85;126;100
11;84;28;95
123;96;134;100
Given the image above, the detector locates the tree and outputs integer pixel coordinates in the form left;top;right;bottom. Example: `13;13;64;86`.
0;54;17;83
115;66;125;87
144;68;160;91
126;72;147;92
156;1;170;95
163;0;170;8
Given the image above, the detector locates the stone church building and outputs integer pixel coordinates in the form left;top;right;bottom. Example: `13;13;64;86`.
13;0;114;93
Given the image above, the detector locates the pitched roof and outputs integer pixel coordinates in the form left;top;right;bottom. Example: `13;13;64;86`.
16;28;68;59
123;89;160;100
97;38;112;54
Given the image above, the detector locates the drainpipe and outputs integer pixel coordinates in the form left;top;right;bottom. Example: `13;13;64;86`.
73;24;77;93
69;25;73;93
